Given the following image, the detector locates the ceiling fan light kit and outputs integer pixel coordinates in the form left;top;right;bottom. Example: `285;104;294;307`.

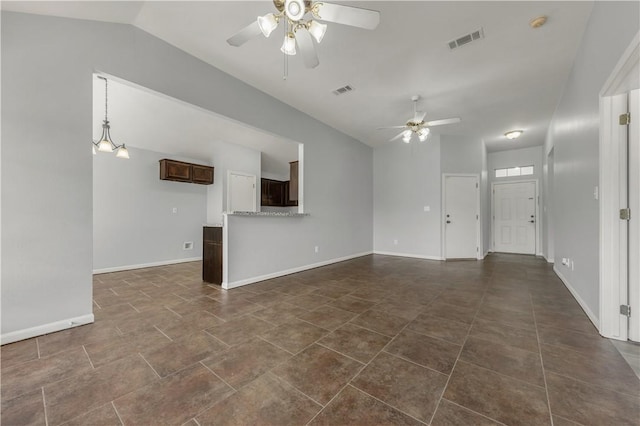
227;0;380;69
378;95;461;143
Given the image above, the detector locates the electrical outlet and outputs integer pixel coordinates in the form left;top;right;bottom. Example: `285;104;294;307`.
183;242;193;250
172;207;178;214
393;239;398;245
314;246;319;253
424;206;430;212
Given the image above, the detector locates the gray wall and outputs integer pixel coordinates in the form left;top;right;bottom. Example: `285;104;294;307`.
1;12;373;338
373;136;442;258
544;1;639;320
488;146;544;255
93;147;207;271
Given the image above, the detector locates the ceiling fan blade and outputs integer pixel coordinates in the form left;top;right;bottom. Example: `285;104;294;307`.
227;20;262;47
295;28;319;69
414;111;426;123
425;117;461;127
377;126;408;130
313;2;380;30
389;131;407;142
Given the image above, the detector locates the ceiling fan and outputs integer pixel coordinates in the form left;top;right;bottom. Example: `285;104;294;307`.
226;0;380;69
378;96;461;143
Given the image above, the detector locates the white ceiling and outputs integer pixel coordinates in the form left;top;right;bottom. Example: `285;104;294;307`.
5;1;594;152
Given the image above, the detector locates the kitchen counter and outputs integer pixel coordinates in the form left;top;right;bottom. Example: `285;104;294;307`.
225;211;309;217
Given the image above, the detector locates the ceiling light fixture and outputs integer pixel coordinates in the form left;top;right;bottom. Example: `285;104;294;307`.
93;76;129;159
529;16;547;29
504;130;524;140
227;0;380;70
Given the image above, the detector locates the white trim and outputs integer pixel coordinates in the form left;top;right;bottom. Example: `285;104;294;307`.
222;251;372;289
554;266;599;330
599;29;639;340
93;257;201;275
442;173;482;260
1;314;95;345
491;179;540;255
543;255;554;264
373;251;443;261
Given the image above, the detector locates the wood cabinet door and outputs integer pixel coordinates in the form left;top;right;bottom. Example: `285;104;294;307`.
160;159;191;182
192;165;214;185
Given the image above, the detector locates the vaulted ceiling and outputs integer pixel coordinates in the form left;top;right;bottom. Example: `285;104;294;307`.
3;1;594;152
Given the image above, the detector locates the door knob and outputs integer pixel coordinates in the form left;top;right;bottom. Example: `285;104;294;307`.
530;220;535;223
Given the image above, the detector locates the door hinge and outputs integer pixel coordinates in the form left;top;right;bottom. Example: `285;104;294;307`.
477;247;479;252
619;112;631;125
620;208;631;221
620;305;631;317
476;214;479;220
476;183;479;188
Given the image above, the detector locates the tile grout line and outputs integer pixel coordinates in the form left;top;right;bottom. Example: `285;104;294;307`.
314;342;366;366
137;353;162;379
82;345;96;369
531;294;557;426
153;325;174;342
348;384;429;425
443;398;509;426
36;337;42;359
542;368;640;398
111;401;126;426
41;387;49;426
426;284;489;426
93;299;103;309
198;360;237;392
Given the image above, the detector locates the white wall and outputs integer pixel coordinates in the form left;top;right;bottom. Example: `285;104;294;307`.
93;147;207;272
544;1;639;322
373;136;442;259
1;12;373;341
488;145;544;255
206;140;261;223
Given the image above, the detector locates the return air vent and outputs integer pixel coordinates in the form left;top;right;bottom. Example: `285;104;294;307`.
448;28;484;50
332;85;353;96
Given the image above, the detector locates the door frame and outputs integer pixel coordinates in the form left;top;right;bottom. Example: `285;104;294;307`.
441;173;482;260
599;31;639;340
491;179;539;255
226;170;257;213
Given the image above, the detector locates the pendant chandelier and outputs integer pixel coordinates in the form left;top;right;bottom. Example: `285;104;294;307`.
92;76;129;159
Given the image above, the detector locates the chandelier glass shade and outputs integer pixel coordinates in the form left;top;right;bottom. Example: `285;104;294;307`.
93;76;129;159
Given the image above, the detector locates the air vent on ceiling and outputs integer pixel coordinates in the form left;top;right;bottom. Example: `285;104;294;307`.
332;85;353;96
448;28;484;50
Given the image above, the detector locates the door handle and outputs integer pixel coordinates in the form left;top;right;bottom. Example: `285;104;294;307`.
529;220;535;223
446;220;451;224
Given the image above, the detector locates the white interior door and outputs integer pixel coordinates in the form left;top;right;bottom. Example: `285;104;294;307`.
628;88;639;342
228;172;256;213
493;182;536;255
444;175;479;259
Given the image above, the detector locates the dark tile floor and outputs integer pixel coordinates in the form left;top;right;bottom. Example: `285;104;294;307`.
2;254;639;425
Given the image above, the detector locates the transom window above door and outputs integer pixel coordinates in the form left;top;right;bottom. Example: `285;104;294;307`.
495;165;534;178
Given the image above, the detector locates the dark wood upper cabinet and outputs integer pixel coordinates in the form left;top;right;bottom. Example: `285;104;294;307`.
261;178;284;206
192;164;214;185
160;159;213;185
289;161;299;201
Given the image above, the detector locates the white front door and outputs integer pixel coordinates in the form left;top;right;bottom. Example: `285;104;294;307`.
493;182;536;255
444;175;479;259
228;172;256;213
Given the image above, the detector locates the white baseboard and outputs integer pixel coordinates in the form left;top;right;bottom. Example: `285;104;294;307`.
1;314;94;345
553;266;599;329
373;251;443;261
223;251;373;290
93;257;202;275
543;255;555;264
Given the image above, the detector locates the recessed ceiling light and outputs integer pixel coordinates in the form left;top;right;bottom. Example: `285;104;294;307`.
505;130;524;140
530;16;547;29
